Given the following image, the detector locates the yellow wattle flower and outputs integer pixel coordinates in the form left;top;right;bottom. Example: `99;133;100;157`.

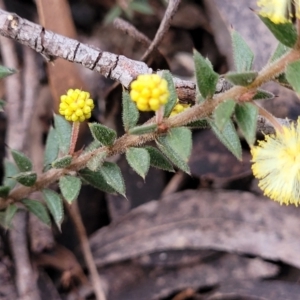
130;74;169;112
170;100;190;117
251;118;300;206
59;89;94;122
257;0;300;23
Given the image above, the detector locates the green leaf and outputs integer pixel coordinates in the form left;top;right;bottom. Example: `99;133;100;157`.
104;5;122;24
42;189;64;229
231;30;254;72
51;155;72;169
225;71;258;86
128;123;157;135
122;90;139;131
21;199;51;226
0;100;6;111
269;42;290;64
59;176;82;204
145;146;174;172
235;103;258;146
186;119;210;129
53;114;71;155
81;163;125;197
209;119;242;160
3;204;18;229
156;127;192;173
194;50;219;99
162;70;178;117
11;149;32;172
0;65;16;79
213;99;236;131
14;172;37;187
79;168;116;193
3;159;18;189
84;140;102;153
259;15;297;48
126;147;150;179
129;1;153;14
89;123;116;146
253;89;275;101
44;127;59;170
286;60;300;93
0;186;10;198
87;151;107;171
99;162;125;196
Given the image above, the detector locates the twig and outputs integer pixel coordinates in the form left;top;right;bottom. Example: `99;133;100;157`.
113;17;151;46
141;0;181;61
10;211;40;300
67;200;106;300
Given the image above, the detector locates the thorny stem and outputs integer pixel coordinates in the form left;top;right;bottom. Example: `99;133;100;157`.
1;47;300;209
69;121;80;155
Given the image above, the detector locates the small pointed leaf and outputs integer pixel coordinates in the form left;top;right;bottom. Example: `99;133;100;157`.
253;89;275;101
225;71;258;86
186;119;210;129
286;60;300;93
4;204;18;228
3;159;18;189
235;103;258;146
0;186;10;198
231;30;254;72
259;15;297;48
213;99;236;131
11;149;32;172
87;151;107;171
0;100;6;111
193;49;219;99
59;176;82;204
128;123;157;135
53;114;71;155
122;90;139;131
145;146;174;172
21;199;51;226
84;140;102;153
44;126;59;170
269;42;289;64
42;189;64;228
126;147;150;179
99;162;125;196
156;127;192;174
51;155;72;169
129;1;153;14
162;70;178;117
79;168;116;194
14;172;37;187
89;123;116;146
209;119;242;160
0;65;16;79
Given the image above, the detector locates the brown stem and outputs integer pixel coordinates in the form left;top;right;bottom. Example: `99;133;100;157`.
68;200;106;300
69;121;80;155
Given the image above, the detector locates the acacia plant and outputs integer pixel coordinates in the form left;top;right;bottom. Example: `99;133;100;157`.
0;1;300;229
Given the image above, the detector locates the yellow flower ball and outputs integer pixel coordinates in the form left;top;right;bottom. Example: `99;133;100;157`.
257;0;300;23
251;118;300;206
59;89;94;122
130;74;170;112
170;99;190;117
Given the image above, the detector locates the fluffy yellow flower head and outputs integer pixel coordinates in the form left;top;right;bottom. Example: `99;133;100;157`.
257;0;300;23
170;100;190;117
59;89;94;122
130;74;169;111
251;119;300;206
